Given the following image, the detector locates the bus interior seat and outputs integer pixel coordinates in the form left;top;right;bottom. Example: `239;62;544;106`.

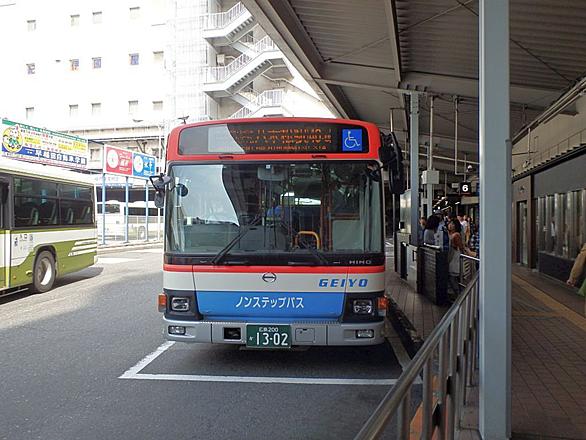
79;205;92;224
16;202;40;226
40;201;57;225
64;208;75;225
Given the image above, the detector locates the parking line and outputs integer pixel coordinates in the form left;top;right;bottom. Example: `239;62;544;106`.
120;341;175;377
119;341;398;386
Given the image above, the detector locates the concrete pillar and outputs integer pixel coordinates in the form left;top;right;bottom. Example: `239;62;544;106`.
410;93;419;246
479;1;511;438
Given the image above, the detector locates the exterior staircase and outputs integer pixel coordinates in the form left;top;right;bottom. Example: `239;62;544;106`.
201;2;256;46
202;36;287;98
228;89;286;119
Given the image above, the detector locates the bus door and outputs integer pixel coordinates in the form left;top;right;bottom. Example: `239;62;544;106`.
0;179;8;289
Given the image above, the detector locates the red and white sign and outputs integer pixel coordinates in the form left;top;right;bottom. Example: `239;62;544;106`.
104;145;132;176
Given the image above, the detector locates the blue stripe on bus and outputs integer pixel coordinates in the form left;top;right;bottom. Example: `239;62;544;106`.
196;291;344;319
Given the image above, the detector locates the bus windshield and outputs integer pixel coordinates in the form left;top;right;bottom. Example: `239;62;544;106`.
166;162;382;261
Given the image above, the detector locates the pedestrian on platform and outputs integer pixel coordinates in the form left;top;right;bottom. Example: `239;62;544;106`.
418;216;427;245
423;215;439;246
447;219;475;296
567;243;586;297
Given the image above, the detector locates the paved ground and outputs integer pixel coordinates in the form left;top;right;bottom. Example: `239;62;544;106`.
0;248;411;440
512;272;586;439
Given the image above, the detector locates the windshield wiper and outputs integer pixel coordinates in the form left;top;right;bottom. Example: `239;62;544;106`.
211;215;262;265
301;246;329;265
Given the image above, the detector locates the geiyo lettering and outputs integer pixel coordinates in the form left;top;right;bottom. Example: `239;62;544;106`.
318;278;368;288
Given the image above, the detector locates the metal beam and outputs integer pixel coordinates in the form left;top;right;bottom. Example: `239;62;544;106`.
479;1;511;439
383;0;408;132
402;70;563;107
410;94;420;246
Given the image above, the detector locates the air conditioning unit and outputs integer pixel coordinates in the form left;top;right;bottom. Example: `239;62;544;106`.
216;54;226;66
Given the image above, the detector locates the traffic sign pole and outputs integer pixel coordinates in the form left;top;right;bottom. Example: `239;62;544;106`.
145;184;149;241
124;176;129;243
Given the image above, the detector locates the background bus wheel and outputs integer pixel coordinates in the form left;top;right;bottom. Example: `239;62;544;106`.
138;227;146;240
31;251;56;293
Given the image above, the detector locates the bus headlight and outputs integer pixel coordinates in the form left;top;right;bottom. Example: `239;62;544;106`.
353;299;373;315
171;296;190;312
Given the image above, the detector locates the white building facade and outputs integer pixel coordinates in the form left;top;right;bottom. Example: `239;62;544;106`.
0;0;332;172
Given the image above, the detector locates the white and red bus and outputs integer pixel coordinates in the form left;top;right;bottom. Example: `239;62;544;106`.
153;117;403;348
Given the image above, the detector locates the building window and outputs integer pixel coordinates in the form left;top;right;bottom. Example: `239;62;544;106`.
70;14;80;27
92;11;102;24
92;57;102;69
91;103;101;116
90;148;101;161
128;100;138;115
70;59;79;71
129;53;139;66
25;107;35;120
69;104;79;117
152;101;163;112
129;7;140;19
27;19;36;31
26;63;36;75
153;51;164;64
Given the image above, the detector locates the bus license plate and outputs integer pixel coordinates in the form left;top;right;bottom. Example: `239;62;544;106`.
246;325;291;348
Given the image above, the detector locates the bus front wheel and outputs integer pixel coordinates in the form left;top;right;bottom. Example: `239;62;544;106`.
31;251;56;293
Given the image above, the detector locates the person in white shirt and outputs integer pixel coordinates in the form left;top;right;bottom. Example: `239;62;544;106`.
458;215;469;244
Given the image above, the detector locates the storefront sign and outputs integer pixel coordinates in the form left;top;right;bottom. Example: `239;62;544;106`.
104;145;156;179
1;118;88;169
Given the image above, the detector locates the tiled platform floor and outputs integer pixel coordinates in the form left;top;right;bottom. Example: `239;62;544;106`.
386;259;586;439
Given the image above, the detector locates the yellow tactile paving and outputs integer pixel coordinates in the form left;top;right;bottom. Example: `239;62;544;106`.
512;274;586;333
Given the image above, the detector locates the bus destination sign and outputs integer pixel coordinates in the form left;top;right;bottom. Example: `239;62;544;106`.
178;122;369;155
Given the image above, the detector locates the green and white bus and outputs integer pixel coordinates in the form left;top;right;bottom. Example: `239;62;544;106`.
0;156;97;294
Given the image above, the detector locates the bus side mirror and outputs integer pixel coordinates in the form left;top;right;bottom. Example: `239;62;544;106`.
150;173;172;192
154;192;165;209
150;174;172;208
379;132;405;195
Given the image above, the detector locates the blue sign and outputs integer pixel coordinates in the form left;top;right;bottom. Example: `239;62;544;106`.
132;152;156;179
342;129;363;152
196;291;344;320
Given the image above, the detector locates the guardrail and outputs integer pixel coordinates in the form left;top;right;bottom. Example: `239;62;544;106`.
201;2;247;30
514;126;586;176
204;36;278;83
459;253;479;287
354;271;479;440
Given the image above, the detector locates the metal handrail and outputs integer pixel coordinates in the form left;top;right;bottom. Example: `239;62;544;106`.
204;36;278;83
201;2;247;30
229;89;285;119
514;126;586;176
355;272;480;440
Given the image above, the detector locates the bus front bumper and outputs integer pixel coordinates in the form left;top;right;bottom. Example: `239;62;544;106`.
163;317;385;346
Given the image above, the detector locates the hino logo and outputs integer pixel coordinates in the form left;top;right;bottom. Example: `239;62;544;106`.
262;272;277;283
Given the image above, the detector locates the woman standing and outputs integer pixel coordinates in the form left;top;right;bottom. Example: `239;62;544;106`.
447;218;468;295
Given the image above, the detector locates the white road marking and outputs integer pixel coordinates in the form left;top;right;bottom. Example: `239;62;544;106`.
120;341;398;386
120;341;175;378
122;373;397;386
128;249;163;254
97;257;139;264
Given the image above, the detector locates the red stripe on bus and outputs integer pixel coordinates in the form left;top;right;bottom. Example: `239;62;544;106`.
163;264;385;274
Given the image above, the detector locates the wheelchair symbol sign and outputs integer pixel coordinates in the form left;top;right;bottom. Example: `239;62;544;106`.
342;129;363;152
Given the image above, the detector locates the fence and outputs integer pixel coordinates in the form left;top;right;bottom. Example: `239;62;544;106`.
201;2;247;30
204;36;278;83
354;270;480;439
229;89;285;119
